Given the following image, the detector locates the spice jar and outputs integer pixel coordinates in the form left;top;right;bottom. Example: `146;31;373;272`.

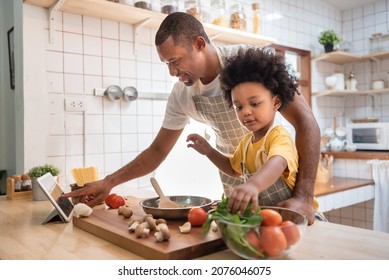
134;0;151;10
229;3;246;31
21;174;32;191
252;2;260;34
211;0;227;27
161;0;178;14
184;0;202;22
12;175;22;192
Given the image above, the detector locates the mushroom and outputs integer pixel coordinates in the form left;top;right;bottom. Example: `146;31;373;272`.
145;216;157;231
156;218;167;225
135;223;150;238
154;223;170;242
179;222;191;233
118;206;133;218
128;220;140;232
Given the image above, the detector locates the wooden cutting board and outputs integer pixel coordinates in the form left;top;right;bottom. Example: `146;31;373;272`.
73;196;226;260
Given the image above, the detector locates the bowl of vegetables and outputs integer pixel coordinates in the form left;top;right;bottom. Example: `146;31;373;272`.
203;197;308;260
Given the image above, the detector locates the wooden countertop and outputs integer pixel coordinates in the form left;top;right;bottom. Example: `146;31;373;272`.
1;196;388;260
314;177;374;196
322;151;389;160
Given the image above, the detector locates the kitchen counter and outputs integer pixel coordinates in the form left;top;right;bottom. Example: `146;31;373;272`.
1;196;388;259
314;177;375;212
314;177;374;196
322;151;389;160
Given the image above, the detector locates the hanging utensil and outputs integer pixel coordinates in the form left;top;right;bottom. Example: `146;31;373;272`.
150;177;180;208
104;85;122;101
122;86;138;102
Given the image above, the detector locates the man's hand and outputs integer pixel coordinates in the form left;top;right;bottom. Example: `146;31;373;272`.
62;179;112;208
277;196;315;225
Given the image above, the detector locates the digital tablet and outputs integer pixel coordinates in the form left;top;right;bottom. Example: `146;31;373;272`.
37;172;74;223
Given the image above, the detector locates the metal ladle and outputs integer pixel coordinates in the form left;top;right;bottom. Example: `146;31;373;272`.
104;85;138;102
104;85;122;101
122;86;138;102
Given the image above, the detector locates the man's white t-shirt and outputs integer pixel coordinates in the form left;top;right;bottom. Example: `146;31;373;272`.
162;44;245;130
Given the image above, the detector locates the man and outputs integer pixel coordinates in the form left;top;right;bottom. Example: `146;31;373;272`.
64;12;320;224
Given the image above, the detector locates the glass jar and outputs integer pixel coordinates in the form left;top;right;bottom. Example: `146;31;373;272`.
161;0;178;14
184;0;202;22
211;0;227;27
134;0;151;10
252;2;260;34
229;3;246;31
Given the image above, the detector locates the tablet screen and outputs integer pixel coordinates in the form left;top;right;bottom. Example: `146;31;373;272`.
51;185;74;218
37;172;74;222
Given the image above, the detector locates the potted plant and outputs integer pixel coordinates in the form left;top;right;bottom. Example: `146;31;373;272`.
28;164;60;201
318;29;341;53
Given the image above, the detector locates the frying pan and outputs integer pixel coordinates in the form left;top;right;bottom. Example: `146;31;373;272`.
139;195;214;220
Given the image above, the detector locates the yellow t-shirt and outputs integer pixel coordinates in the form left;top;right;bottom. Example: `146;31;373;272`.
229;126;298;190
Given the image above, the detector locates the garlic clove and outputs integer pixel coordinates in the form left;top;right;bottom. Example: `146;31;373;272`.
73;203;93;218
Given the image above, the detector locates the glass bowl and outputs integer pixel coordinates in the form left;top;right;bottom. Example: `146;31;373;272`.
216;206;307;259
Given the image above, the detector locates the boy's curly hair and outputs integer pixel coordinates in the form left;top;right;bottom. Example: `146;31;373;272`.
219;47;300;110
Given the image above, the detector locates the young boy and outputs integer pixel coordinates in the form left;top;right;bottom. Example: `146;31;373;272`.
187;47;299;214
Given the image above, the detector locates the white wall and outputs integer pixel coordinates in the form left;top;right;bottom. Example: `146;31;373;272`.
15;0;388;199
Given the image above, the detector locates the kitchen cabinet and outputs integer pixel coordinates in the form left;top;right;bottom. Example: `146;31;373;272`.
312;50;389;97
24;0;276;48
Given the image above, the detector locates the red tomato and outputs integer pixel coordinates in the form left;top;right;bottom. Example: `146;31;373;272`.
280;220;300;247
259;226;287;257
104;193;118;207
188;207;207;226
260;209;282;226
246;229;260;248
110;195;125;209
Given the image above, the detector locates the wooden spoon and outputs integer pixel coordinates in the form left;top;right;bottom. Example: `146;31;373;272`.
150;177;180;208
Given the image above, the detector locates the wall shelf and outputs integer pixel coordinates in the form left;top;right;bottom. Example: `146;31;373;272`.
312;50;389;64
312;88;389;97
24;0;276;47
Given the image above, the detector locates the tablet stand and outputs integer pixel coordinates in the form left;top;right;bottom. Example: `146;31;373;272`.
42;208;67;224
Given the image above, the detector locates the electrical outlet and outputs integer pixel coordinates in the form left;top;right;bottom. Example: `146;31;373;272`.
65;98;86;112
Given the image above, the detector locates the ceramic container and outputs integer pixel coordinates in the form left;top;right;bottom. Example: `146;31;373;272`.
372;80;384;90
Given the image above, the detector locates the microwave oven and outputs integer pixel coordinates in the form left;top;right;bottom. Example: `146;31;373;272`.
346;122;389;151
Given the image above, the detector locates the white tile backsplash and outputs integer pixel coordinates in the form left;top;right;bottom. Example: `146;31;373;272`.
64;74;84;94
83;16;101;37
84;55;102;76
102;19;119;39
63;13;82;33
83;35;102;56
64;53;83;74
63;32;83;54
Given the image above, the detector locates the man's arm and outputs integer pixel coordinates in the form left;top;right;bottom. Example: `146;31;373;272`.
279;94;321;225
63;127;184;207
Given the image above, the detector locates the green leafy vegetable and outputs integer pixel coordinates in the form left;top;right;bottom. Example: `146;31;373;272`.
202;195;264;258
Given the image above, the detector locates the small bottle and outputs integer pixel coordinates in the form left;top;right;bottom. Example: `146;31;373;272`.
21;174;32;191
211;0;227;27
161;0;178;14
184;0;202;22
345;71;357;91
12;175;22;192
252;2;260;34
229;4;246;31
